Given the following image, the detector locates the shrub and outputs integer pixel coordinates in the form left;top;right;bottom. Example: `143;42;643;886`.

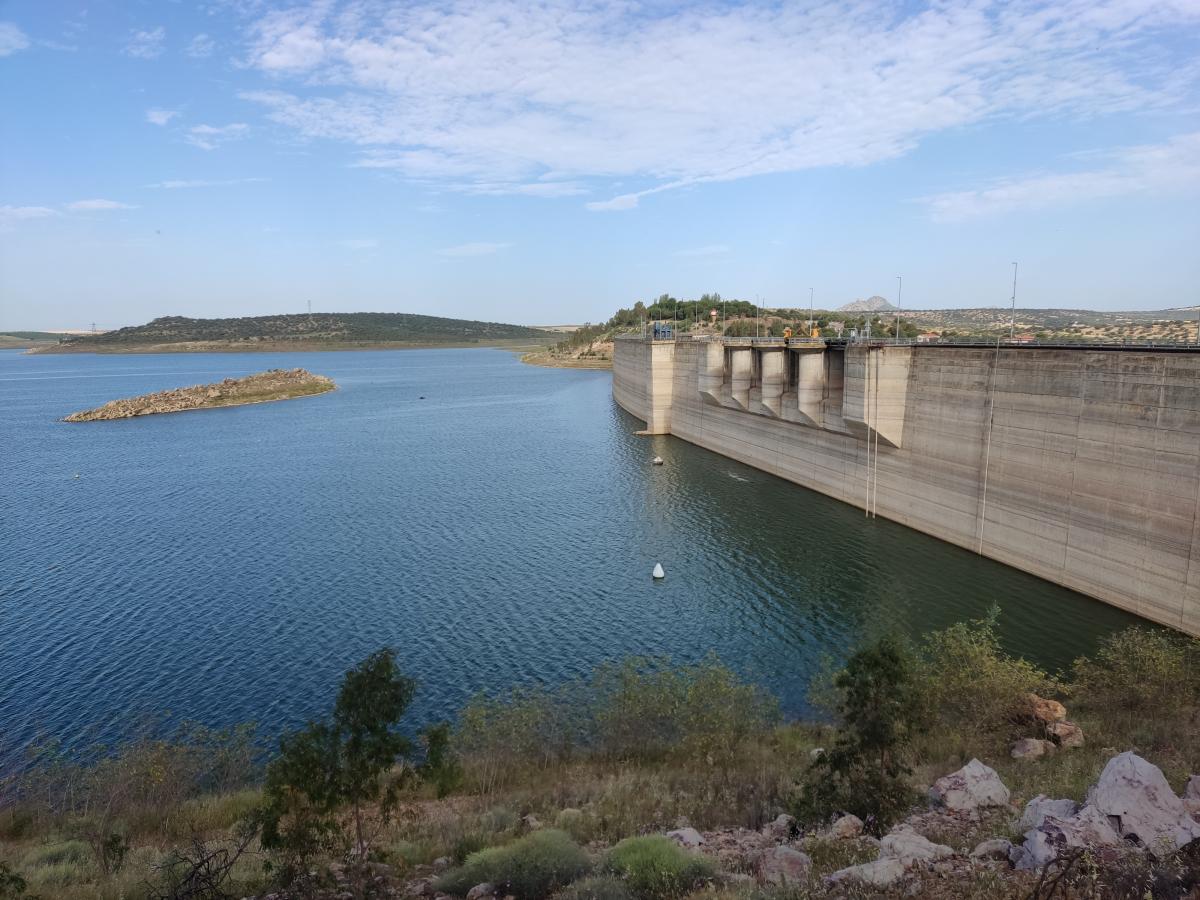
552;875;635;900
435;829;592;900
1073;627;1200;715
601;836;715;900
20;839;91;869
0;863;30;900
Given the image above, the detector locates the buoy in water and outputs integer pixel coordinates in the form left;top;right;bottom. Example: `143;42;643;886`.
652;563;665;580
652;456;664;466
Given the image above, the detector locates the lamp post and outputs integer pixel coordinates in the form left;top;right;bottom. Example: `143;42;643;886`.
1009;262;1019;340
809;286;814;337
895;275;902;342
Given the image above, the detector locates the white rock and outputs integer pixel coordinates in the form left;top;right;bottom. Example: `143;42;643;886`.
825;857;907;888
1013;805;1121;871
880;829;953;862
1087;751;1200;854
969;838;1013;861
929;759;1011;811
1019;795;1080;831
466;883;495;900
831;814;863;839
757;846;811;885
761;813;796;840
666;827;704;849
808;747;825;761
1185;775;1200;801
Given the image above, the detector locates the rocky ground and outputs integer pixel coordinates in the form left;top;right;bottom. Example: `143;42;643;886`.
63;368;335;421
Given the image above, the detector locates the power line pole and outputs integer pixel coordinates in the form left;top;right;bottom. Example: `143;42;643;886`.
1009;262;1019;340
895;275;902;342
809;286;814;336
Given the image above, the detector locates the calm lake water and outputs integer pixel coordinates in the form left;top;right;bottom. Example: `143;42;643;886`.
0;348;1141;751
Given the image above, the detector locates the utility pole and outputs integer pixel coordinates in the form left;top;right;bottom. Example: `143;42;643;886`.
809;287;814;336
895;275;902;342
1009;262;1019;340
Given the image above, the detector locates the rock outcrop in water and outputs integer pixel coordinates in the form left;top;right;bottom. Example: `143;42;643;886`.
63;368;335;421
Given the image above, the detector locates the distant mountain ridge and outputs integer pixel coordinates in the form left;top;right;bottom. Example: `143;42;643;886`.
839;295;896;313
41;312;552;352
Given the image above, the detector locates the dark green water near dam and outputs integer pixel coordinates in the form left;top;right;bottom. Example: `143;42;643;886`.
0;348;1141;750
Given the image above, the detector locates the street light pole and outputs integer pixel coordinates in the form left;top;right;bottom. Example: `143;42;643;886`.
895;275;902;342
809;286;814;336
1009;262;1019;340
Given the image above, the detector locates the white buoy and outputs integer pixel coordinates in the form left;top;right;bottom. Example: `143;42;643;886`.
652;563;665;580
652;456;664;466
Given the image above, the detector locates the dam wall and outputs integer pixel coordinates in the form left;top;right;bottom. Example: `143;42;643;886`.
613;336;1200;635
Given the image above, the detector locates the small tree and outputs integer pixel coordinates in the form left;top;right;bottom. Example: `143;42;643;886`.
800;636;924;834
260;648;416;876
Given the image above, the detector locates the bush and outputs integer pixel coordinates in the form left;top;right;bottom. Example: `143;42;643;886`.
1073;627;1200;715
552;875;635;900
435;829;592;899
601;836;715;900
20;839;91;869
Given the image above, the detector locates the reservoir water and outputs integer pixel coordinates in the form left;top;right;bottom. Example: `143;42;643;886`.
0;348;1142;751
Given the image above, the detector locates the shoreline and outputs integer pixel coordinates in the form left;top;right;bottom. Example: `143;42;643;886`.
32;338;552;355
520;350;613;370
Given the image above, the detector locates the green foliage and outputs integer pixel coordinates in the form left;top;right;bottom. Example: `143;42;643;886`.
1073;627;1200;714
799;636;923;834
917;607;1059;736
434;829;592;900
261;648;417;872
19;841;90;869
0;863;29;900
551;875;635;900
419;721;463;797
601;835;715;900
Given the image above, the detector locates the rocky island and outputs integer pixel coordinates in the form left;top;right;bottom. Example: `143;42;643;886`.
62;368;335;421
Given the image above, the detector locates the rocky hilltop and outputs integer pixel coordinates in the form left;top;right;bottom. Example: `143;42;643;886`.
838;295;896;313
63;368;335;421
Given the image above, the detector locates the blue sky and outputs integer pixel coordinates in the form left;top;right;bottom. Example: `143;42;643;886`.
1;0;1198;330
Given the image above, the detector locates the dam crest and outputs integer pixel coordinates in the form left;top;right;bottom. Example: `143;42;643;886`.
613;334;1200;635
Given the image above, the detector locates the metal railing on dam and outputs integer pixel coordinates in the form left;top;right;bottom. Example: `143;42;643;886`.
626;332;1200;352
611;333;1200;636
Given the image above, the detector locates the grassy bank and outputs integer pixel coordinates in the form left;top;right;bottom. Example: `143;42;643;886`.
1;618;1196;899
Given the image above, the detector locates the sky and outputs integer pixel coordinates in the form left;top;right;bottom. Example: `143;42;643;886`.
1;0;1199;330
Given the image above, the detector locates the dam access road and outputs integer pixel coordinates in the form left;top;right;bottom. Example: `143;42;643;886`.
613;334;1200;635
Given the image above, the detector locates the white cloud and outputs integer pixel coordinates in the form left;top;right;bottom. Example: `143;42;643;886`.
237;0;1200;209
124;26;166;60
147;177;267;189
674;245;730;258
186;33;215;58
67;199;137;211
0;21;30;56
0;205;57;222
922;132;1200;221
186;123;249;150
146;108;179;126
339;238;378;249
438;242;511;257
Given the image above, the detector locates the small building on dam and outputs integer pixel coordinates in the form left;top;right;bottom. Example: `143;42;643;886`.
612;334;1200;636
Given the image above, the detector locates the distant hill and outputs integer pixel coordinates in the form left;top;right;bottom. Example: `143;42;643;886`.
839;295;896;313
39;313;556;353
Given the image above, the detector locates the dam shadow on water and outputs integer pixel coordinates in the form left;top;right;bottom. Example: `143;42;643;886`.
0;348;1141;751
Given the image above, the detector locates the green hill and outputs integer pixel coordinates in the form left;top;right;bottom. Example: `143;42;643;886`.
39;313;555;353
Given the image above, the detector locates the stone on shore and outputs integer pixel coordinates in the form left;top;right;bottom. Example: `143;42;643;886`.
1046;721;1085;748
970;838;1014;861
465;883;495;900
1087;751;1200;853
1011;738;1056;760
880;825;953;862
929;759;1010;811
666;827;704;849
1020;694;1067;725
1013;805;1121;870
756;846;811;885
1019;795;1080;831
831;814;863;839
826;857;908;888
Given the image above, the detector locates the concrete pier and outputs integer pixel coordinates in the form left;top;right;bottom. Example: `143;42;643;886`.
613;335;1200;636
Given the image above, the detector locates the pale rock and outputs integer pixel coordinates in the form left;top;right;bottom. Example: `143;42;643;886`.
1019;795;1080;831
432;857;451;871
825;857;908;888
522;814;542;830
1014;805;1121;871
929;758;1011;811
1011;738;1055;760
809;747;825;761
1087;751;1200;853
880;829;953;862
1185;775;1200;801
667;827;704;849
757;846;812;885
969;838;1014;861
1047;721;1085;748
1022;693;1068;725
466;884;495;900
831;814;863;839
761;813;796;840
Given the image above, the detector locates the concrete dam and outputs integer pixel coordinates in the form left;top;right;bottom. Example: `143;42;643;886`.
612;335;1200;636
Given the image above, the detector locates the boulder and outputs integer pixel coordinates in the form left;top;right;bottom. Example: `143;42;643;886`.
825;857;907;888
970;838;1014;861
1046;721;1085;748
1021;693;1067;725
432;857;451;871
761;813;796;840
831;814;863;839
1019;795;1080;831
521;814;543;830
466;884;496;900
757;846;812;885
666;827;704;849
1013;805;1121;871
879;827;953;862
1011;738;1055;760
1087;751;1200;853
809;747;825;761
1184;776;1200;816
929;759;1011;811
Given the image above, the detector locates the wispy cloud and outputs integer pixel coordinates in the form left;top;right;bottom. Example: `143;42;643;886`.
186;33;215;58
146;108;179;127
339;238;378;250
186;123;249;151
922;132;1200;222
124;26;165;60
0;205;57;222
238;0;1200;210
674;244;729;258
438;242;511;257
0;22;30;56
67;199;137;211
147;177;267;189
